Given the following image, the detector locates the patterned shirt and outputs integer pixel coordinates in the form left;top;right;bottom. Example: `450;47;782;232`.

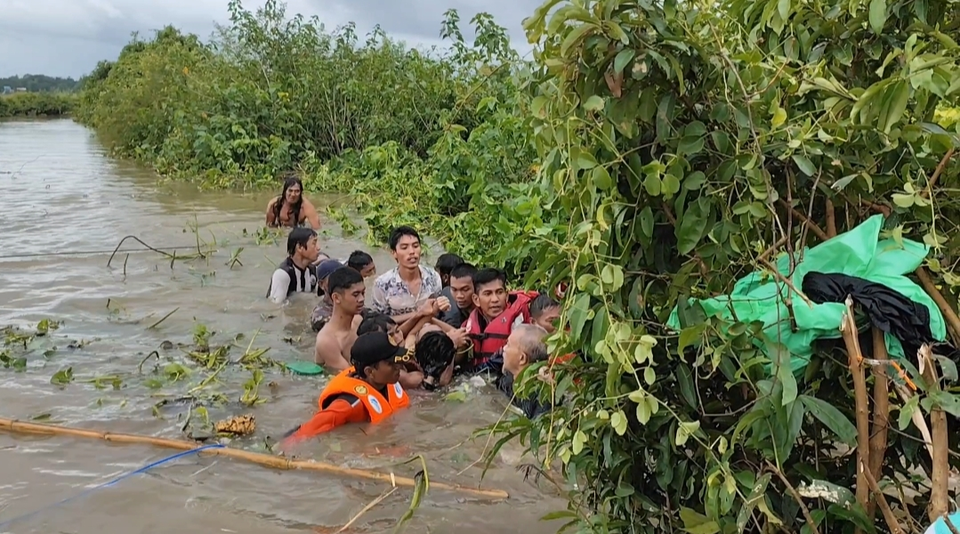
371;265;442;316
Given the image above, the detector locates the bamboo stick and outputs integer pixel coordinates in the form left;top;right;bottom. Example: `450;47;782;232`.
866;327;890;521
0;418;509;500
840;297;871;534
918;345;949;521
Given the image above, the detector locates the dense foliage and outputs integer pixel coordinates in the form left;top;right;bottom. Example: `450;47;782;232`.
76;1;540;256
0;92;76;118
76;0;960;532
0;74;80;92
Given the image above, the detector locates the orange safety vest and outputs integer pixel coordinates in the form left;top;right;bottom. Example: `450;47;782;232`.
465;290;538;368
317;367;410;424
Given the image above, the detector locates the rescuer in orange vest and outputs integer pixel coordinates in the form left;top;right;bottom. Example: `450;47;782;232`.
281;331;412;445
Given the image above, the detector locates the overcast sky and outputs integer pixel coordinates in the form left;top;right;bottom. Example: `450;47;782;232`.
0;0;540;79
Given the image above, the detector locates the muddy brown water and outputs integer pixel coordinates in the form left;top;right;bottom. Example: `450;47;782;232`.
0;120;566;533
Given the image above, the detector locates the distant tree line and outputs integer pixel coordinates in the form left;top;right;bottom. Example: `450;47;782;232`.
0;74;80;92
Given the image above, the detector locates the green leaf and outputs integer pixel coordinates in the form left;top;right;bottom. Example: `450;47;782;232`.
639;206;654;238
635;397;651;424
572;429;587;454
643;173;662;196
792;154;816;176
678;135;704;156
675;420;700;446
677;323;705;353
592;165;612;189
611;410;628;435
882;81;910;133
800;395;857;446
869;0;887;34
771;106;787;127
614;49;635;73
583;95;604;111
662;174;681;197
51;367;74;385
928;390;960;417
644;366;656;385
560;23;596;56
898;394;919;431
774;345;797;406
680;508;718;534
577;151;598;170
676;365;698;410
676;198;709;254
568;293;591;343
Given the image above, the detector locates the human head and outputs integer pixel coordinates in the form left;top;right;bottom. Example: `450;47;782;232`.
351;332;408;387
357;311;403;346
449;263;477;311
280;174;303;205
472;268;508;319
328;266;365;315
503;324;548;377
388;226;421;270
530;294;561;334
315;259;343;294
435;253;463;286
287;227;319;263
415;330;455;380
347;250;376;279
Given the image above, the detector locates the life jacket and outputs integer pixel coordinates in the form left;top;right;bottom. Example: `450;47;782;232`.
317;367;410;424
265;257;317;298
465;290;538;368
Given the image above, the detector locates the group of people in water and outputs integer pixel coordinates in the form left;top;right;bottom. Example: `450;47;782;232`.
263;175;565;446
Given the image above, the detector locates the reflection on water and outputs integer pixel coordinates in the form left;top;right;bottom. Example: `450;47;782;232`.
0;119;565;533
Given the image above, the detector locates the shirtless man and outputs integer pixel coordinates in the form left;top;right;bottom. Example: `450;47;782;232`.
265;174;321;230
314;267;365;372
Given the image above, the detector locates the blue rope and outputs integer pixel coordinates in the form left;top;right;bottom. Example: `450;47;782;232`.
0;444;224;530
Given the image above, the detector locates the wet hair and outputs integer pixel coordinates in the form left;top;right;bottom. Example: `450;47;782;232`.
435;253;463;280
388;225;420;251
449;263;477;284
513;324;549;363
286;227;317;256
357;311;397;335
472;268;507;292
273;174;304;227
530;294;560;318
327;266;364;295
415;331;455;380
347;250;374;272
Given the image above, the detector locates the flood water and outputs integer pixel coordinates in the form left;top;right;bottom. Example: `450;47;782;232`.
0;120;565;533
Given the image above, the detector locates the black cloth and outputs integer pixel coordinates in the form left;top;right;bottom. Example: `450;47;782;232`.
802;271;940;358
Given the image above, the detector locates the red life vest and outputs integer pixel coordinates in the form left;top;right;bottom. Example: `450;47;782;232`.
465;290;538;367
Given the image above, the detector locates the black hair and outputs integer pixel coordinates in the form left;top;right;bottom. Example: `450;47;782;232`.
415;331;455;381
286;227;317;256
449;263;477;283
357;311;397;335
347;250;374;272
472;268;507;292
530;294;560;318
273;174;304;227
327;266;364;295
435;253;463;279
388;225;420;251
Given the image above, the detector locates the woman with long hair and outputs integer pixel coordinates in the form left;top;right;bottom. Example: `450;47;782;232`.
265;173;321;229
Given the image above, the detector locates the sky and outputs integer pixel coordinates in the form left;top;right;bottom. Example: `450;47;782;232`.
0;0;542;79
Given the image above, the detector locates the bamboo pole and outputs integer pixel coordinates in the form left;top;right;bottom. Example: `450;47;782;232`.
0;418;509;500
840;297;871;534
866;327;890;521
918;345;949;522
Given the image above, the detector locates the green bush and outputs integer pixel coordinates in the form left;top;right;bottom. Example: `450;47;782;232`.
0;92;76;118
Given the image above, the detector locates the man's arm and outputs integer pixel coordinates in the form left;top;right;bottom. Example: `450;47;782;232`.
315;332;350;370
265;198;278;227
302;199;321;230
267;269;290;304
399;369;423;389
281;395;365;445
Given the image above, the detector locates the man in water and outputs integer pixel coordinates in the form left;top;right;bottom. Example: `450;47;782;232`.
529;294;561;333
371;226;445;323
464;268;537;370
310;259;347;332
435;253;463;288
282;331;410;444
314;267;366;372
493;324;554;419
265;174;321;229
439;263;477;329
347;250;377;279
266;227;321;304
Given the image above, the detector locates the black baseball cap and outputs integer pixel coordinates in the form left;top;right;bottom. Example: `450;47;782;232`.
351;332;409;368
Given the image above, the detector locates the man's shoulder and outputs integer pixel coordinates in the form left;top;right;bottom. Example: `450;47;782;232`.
374;267;401;287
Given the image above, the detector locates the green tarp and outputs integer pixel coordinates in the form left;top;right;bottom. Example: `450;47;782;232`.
666;215;947;371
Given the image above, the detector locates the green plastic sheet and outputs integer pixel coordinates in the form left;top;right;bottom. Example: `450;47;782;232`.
666;215;947;371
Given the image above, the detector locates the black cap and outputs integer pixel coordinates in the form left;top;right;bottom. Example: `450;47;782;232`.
351;332;409;368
